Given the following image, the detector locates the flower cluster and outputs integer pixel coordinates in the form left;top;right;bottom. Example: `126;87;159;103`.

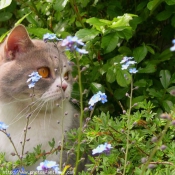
0;122;8;130
43;33;61;42
92;143;113;155
170;39;175;51
120;56;138;74
27;72;42;88
12;167;27;175
88;91;107;110
37;160;61;174
61;36;88;54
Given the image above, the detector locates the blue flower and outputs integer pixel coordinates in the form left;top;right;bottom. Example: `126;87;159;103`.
76;48;88;54
61;36;88;54
43;33;61;42
12;167;27;175
120;56;133;64
27;72;42;88
88;91;107;110
98;91;107;103
120;56;138;74
88;93;101;106
129;68;138;74
170;45;175;51
170;39;175;51
172;39;175;44
121;62;130;70
0;122;8;130
37;160;62;174
92;143;113;155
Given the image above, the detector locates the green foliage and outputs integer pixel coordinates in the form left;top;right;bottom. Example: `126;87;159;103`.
1;0;175;174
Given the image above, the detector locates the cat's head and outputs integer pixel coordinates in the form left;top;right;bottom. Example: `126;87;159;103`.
0;25;73;105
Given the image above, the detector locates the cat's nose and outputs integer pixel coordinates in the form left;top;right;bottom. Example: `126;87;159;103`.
61;84;67;91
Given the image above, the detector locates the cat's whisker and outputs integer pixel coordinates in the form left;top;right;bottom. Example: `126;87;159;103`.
9;99;44;126
43;101;49;133
0;96;31;106
28;100;47;126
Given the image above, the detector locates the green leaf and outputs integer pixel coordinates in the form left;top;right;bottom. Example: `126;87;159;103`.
148;88;163;98
139;64;156;73
160;70;171;89
86;17;106;26
147;0;163;11
116;28;133;41
157;49;172;61
118;46;132;55
54;0;69;11
146;45;155;54
156;10;172;21
90;83;105;93
86;17;112;32
162;100;173;112
0;12;12;22
0;31;9;43
132;96;145;106
106;67;116;83
27;28;52;39
165;0;175;5
26;14;39;27
134;79;151;87
75;28;99;41
166;86;175;96
133;45;147;63
170;73;175;84
15;12;31;26
80;0;91;7
0;0;12;9
110;14;135;30
114;88;128;100
136;1;147;11
101;32;119;53
116;69;131;87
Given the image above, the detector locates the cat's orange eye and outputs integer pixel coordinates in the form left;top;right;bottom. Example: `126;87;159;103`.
64;71;69;80
37;67;50;78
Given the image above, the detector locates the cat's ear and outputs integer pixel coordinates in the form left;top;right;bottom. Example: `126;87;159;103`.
4;25;34;60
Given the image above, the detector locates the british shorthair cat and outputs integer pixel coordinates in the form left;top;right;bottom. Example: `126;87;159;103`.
0;25;79;170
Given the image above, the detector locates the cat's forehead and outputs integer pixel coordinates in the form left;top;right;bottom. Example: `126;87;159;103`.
30;40;70;69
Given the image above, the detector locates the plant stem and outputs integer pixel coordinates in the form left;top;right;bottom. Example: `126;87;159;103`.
59;65;65;170
140;120;171;175
123;76;133;175
21;115;30;156
59;101;65;169
1;130;20;160
74;52;84;174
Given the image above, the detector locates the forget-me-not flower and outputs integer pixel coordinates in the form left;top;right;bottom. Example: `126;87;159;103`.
61;36;88;54
88;91;107;110
170;39;175;51
92;143;113;155
120;56;138;74
12;167;27;175
0;122;8;130
129;68;138;74
27;72;42;88
120;56;133;64
43;33;61;42
37;160;62;174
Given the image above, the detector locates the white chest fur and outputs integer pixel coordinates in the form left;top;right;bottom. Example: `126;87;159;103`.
0;100;77;164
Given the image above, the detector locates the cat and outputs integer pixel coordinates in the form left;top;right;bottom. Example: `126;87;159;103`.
0;25;79;171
